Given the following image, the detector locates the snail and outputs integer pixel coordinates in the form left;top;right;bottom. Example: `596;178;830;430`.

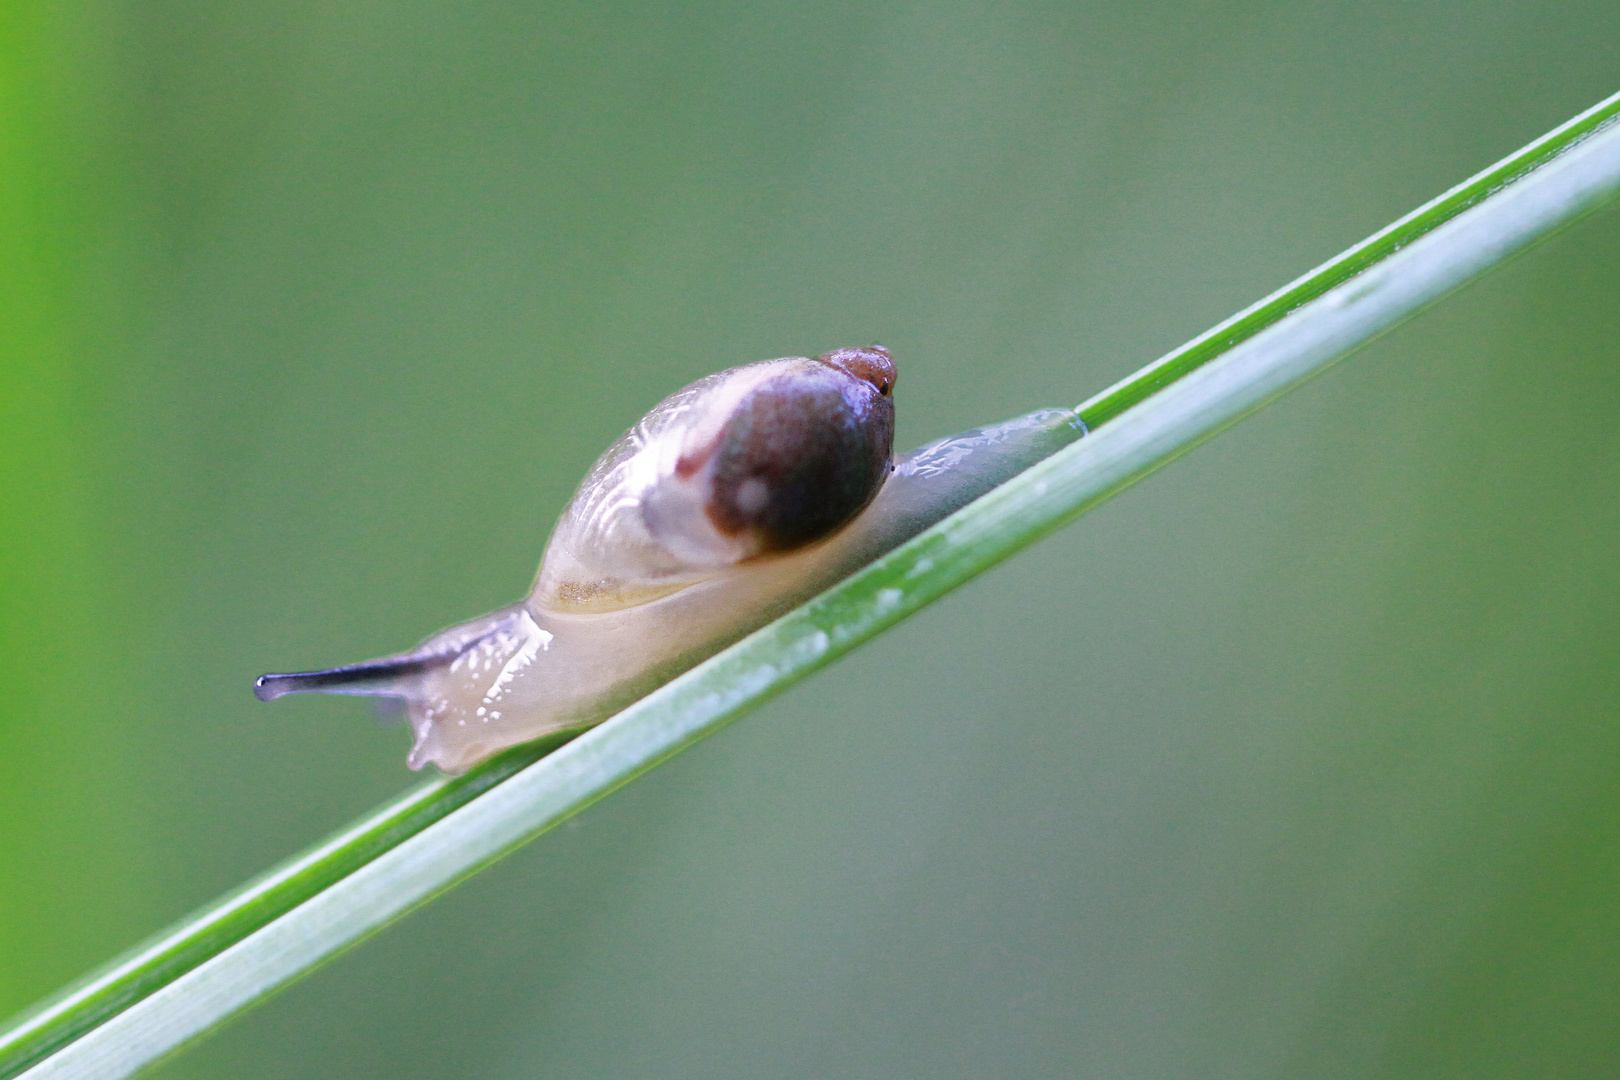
256;347;1085;773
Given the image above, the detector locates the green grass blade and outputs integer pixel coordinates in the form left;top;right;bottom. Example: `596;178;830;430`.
1075;90;1620;429
0;740;566;1077
6;90;1620;1080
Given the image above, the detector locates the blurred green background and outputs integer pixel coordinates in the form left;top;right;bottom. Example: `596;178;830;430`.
3;1;1619;1076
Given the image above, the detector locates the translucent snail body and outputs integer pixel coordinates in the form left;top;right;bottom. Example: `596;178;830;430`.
257;347;1084;772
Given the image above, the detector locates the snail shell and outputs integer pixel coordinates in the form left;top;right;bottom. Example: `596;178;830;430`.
257;347;1084;773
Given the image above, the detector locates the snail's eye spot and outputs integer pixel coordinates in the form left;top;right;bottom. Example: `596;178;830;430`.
815;345;896;396
675;437;721;479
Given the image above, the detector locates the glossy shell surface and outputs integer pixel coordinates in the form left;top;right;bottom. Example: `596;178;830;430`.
535;348;895;612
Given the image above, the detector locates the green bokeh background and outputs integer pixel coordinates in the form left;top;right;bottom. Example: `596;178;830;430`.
4;2;1619;1076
